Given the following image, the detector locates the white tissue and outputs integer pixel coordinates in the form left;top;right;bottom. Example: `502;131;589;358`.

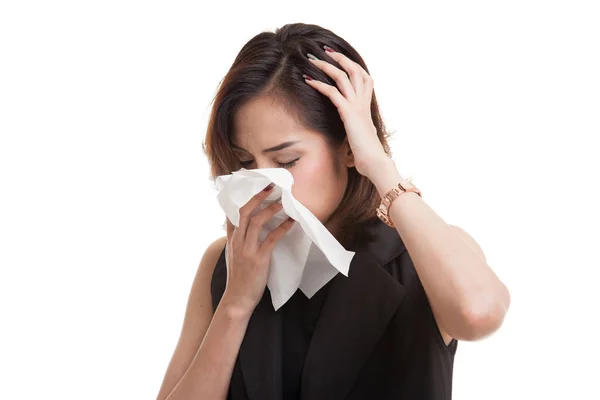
215;167;356;310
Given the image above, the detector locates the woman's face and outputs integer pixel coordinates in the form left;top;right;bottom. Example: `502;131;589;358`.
231;95;354;234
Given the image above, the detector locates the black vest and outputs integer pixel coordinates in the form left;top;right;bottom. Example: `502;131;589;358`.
211;219;458;400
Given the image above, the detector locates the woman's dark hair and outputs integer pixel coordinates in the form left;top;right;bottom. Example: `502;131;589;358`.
203;22;394;249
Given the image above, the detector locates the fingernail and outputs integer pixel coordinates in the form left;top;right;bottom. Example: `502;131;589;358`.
306;53;320;61
323;45;335;53
302;74;313;81
263;183;274;191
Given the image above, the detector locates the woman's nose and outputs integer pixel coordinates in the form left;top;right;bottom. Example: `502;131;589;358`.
254;160;272;169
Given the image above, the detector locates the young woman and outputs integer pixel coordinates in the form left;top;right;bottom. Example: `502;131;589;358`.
156;22;510;400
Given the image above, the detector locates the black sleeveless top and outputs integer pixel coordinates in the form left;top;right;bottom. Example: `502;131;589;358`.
211;219;458;400
281;280;333;399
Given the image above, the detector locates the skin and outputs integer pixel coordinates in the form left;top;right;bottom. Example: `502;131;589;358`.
231;94;355;240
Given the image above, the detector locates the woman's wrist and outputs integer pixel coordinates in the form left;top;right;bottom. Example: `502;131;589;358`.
219;291;257;320
367;157;405;198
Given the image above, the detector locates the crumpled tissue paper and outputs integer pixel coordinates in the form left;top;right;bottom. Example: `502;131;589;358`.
215;167;356;310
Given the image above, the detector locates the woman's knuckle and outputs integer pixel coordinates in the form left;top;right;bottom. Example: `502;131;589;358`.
261;236;273;248
268;229;281;240
270;204;283;214
249;216;262;227
332;68;345;79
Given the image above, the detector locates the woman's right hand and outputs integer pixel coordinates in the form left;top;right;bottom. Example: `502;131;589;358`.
222;183;296;315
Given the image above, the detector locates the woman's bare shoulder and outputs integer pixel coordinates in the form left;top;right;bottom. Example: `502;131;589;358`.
184;236;227;329
200;236;227;275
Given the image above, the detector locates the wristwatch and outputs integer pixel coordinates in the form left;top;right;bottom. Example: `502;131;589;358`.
376;177;422;228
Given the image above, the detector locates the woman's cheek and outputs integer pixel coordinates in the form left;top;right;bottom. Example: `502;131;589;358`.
289;167;311;204
289;159;332;220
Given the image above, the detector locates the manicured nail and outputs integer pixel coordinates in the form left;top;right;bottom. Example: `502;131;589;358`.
306;53;319;61
263;183;274;191
302;74;313;81
323;45;335;53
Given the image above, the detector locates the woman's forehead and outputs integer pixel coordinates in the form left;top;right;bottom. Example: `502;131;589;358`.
234;96;301;134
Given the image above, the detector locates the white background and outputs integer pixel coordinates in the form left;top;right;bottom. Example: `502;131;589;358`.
1;1;598;399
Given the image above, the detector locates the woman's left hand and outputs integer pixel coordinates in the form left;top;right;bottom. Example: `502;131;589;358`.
304;46;388;178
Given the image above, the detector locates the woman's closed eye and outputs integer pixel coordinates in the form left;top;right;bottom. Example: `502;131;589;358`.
240;158;300;169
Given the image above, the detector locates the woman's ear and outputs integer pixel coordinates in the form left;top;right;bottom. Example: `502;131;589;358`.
340;137;355;168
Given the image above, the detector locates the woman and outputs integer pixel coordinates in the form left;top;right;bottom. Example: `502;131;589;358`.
156;23;511;400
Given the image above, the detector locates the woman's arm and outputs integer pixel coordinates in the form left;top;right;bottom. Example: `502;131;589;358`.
164;301;252;400
155;237;250;400
368;158;511;342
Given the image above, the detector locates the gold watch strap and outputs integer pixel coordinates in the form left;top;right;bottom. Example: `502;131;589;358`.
376;178;422;228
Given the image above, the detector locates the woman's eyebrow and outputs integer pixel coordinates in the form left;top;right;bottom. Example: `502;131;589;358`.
232;140;301;154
